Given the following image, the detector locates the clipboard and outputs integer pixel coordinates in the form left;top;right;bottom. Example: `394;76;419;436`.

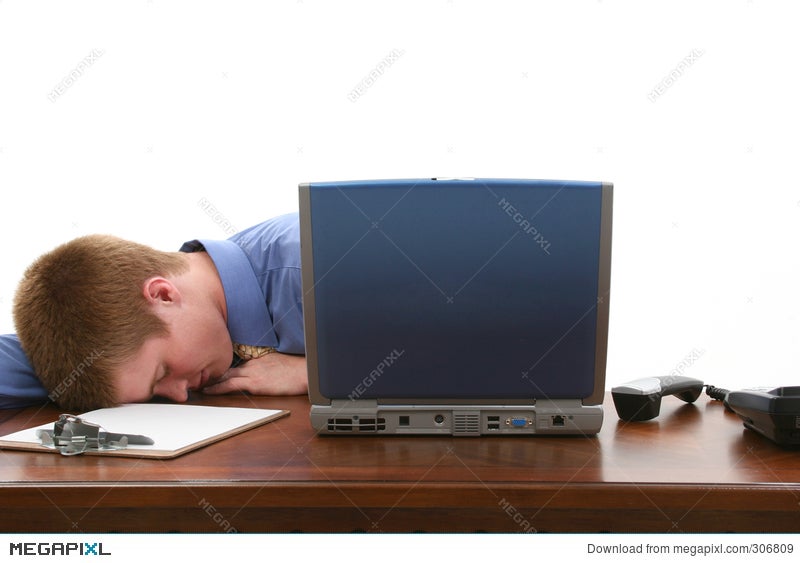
0;403;289;459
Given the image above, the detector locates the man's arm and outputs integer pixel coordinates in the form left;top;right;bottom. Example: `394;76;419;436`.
202;352;308;396
0;334;50;409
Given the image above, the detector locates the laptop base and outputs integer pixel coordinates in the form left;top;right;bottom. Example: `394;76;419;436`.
312;401;603;436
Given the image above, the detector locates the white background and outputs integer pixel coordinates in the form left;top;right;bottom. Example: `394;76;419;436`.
1;0;798;392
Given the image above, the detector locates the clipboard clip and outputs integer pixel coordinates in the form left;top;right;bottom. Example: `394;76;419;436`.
35;414;154;456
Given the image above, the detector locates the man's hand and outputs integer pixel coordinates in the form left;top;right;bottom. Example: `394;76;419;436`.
202;353;308;396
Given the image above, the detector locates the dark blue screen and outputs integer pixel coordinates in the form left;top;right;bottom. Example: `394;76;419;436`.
307;179;603;400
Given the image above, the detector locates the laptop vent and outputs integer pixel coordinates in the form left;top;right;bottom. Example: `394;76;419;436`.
453;412;481;436
327;417;386;433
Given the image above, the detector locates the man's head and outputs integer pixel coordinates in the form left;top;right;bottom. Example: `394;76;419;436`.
13;234;214;411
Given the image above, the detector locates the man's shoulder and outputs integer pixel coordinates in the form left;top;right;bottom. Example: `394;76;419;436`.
228;213;300;269
230;212;298;240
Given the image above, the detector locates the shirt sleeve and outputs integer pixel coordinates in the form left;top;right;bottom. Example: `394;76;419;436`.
0;334;50;409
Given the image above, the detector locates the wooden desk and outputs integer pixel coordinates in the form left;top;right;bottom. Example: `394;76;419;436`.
0;393;798;533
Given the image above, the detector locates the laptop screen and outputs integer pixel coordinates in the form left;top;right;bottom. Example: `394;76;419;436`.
301;178;611;402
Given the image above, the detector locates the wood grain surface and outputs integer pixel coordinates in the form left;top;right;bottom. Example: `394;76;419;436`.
1;393;797;533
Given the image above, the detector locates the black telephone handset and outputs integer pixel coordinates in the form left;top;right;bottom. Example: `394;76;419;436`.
611;376;704;422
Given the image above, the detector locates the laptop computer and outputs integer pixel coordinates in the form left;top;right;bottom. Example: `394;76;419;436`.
299;178;613;436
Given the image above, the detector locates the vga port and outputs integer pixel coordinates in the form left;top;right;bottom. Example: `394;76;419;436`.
505;416;532;428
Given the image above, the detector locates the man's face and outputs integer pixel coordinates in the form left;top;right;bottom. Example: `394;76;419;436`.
114;314;233;403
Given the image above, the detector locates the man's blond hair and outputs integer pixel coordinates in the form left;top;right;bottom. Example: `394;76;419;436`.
13;235;188;411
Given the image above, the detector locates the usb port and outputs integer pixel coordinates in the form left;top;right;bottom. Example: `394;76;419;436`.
487;423;500;430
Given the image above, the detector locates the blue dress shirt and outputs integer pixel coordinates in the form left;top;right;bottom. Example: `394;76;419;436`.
0;213;304;409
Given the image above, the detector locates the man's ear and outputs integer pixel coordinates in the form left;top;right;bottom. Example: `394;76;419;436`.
142;277;182;307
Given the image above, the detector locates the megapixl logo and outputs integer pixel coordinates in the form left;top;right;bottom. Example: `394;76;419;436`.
9;542;111;556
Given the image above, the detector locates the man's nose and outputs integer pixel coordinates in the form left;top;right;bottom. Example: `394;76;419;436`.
153;377;190;402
